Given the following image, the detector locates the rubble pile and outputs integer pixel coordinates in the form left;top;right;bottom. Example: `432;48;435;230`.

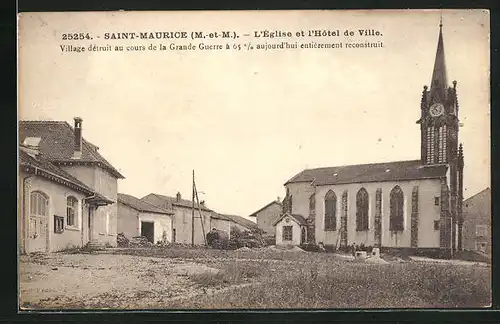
117;233;130;247
129;236;153;248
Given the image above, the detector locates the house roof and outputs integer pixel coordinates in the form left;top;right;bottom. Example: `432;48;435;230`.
118;193;173;215
464;187;491;204
19;120;124;179
249;201;282;217
285;160;448;186
19;149;114;205
219;214;258;231
141;193;213;212
273;213;307;226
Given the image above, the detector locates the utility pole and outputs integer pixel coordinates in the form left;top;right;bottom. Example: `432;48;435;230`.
191;169;195;246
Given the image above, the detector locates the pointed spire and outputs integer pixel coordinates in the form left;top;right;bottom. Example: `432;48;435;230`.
430;17;448;92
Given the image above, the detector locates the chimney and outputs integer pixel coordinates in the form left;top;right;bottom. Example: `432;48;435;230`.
200;200;205;207
72;117;83;159
176;192;181;202
277;196;281;203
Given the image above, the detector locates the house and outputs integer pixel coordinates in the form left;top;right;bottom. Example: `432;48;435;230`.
275;23;465;257
19;118;124;253
117;193;174;244
218;213;259;233
141;192;231;244
249;199;283;236
462;188;491;256
273;213;308;246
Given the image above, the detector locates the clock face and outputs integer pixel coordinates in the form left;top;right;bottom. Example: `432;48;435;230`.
429;103;445;117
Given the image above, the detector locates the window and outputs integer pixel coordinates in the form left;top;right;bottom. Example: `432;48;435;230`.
438;125;447;163
324;190;337;231
66;196;78;227
172;229;176;243
475;225;487;237
390;186;404;231
426;126;436;163
54;216;64;233
283;226;293;241
434;197;440;206
356;188;369;231
309;193;315;215
434;220;440;230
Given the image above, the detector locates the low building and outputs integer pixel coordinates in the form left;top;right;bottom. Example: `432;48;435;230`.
19;117;123;253
117;193;174;244
249;199;282;236
141;192;231;244
462;188;491;255
273;213;308;246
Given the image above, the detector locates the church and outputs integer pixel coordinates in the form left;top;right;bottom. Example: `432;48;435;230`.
274;22;464;257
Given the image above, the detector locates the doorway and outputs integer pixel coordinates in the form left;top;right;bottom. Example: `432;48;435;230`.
301;227;307;245
28;192;49;253
141;221;155;243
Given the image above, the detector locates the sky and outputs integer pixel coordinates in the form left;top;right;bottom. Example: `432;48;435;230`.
18;10;490;217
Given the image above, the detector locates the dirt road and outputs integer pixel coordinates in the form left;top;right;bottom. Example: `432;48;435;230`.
19;253;226;309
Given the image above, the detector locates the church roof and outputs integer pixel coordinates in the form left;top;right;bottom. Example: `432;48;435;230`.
285;160;448;186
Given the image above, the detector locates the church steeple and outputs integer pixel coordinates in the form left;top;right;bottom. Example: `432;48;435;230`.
418;18;460;166
430;17;448;102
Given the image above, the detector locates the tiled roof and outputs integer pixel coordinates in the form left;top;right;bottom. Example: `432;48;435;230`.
141;193;213;212
285;160;448;186
20;149;115;205
118;193;173;215
219;214;258;231
19;120;124;179
273;213;307;226
19;149;94;194
249;201;282;217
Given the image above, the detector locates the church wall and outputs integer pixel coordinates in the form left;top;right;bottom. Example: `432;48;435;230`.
286;178;442;248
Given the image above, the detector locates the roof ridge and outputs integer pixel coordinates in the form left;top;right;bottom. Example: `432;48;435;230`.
19;120;68;124
301;159;421;172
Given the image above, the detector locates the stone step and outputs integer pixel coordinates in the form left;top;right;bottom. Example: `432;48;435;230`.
86;241;106;251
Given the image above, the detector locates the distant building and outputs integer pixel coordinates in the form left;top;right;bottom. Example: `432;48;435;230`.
117;193;174;244
462;188;491;255
274;22;465;256
249;199;283;236
141;192;231;244
19;118;124;253
217;213;259;233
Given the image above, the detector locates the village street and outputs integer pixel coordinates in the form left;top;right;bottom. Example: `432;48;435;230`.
19;248;491;309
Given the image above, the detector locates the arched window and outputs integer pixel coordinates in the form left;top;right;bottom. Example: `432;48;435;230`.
66;196;78;227
356;188;369;231
390;186;404;231
324;190;336;231
426;126;436;163
438;125;447;163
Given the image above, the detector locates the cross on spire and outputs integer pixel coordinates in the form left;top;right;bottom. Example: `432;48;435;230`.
430;15;448;100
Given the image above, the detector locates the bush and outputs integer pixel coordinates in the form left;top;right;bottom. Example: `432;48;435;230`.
206;229;229;249
262;236;276;247
229;227;264;249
